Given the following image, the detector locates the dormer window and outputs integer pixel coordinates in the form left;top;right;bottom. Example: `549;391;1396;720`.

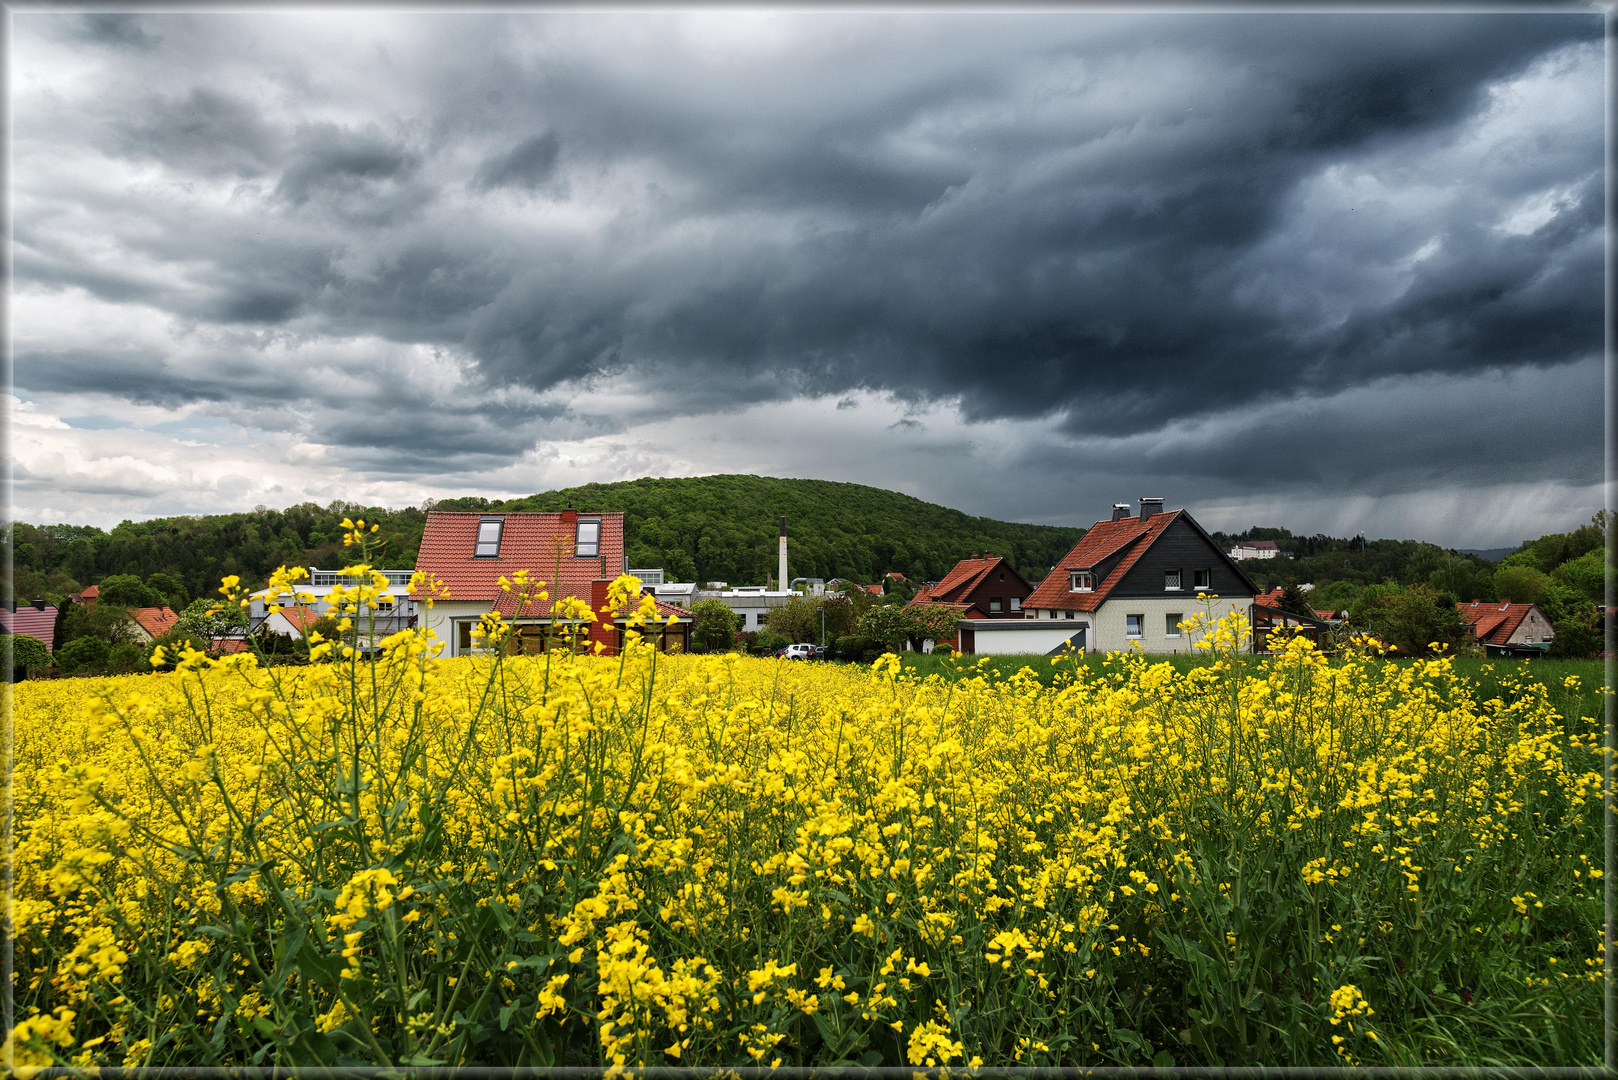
474;517;504;558
575;518;601;558
1069;570;1093;592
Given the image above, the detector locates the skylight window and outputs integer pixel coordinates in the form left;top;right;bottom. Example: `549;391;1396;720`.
575;518;601;558
474;517;504;558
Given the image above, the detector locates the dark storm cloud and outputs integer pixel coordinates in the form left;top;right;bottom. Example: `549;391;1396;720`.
116;88;283;178
471;133;561;191
10;9;1604;522
76;13;161;50
278;122;430;207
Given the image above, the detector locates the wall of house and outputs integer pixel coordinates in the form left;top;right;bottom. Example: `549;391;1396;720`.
419;601;491;657
960;620;1090;655
1090;596;1248;654
958;563;1032;617
1507;607;1553;646
1111;517;1254;601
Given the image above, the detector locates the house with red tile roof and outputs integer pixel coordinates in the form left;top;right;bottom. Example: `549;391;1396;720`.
907;554;1033;649
1457;600;1553;656
411;509;688;656
1;599;59;652
128;606;180;642
999;499;1260;656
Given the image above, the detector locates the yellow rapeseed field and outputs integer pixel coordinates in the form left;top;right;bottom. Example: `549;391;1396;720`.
4;564;1608;1071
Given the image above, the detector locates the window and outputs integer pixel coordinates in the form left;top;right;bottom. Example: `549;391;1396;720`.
1065;610;1075;620
1165;569;1181;591
474;517;504;557
1069;570;1093;592
575;518;601;558
1165;613;1183;638
1009;597;1021;612
1126;614;1143;638
1194;568;1211;591
989;597;1002;613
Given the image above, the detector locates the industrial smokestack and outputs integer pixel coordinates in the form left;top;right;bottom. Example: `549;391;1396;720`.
778;517;788;591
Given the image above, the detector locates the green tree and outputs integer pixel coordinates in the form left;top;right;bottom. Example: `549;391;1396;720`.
10;634;50;680
1348;583;1465;656
906;604;964;652
1553;549;1606;603
1494;565;1550;605
176;596;248;639
857;606;912;652
146;572;190;610
56;636;110;675
763;596;823;645
96;574;165;609
690;599;741;652
57;601;142;648
1276;579;1313;618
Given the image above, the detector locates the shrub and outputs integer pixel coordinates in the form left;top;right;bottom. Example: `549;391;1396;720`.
9;634;51;680
54;635;110;676
689;598;741;652
107;642;147;675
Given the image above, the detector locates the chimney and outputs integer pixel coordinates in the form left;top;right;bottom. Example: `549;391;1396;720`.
1139;498;1164;520
1111;503;1131;522
778;517;788;592
561;506;578;526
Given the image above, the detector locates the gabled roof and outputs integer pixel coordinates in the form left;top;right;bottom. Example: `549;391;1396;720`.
412;511;625;617
131;606;180;638
0;601;59;650
1024;511;1178;612
275;607;322;633
1457;601;1541;645
80;585;100;600
909;555;1027;610
1024;508;1256;613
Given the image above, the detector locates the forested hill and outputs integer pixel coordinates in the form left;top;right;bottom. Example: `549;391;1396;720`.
437;475;1085;587
6;476;1085;603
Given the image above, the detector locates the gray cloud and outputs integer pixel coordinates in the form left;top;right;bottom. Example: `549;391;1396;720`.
472;132;561;191
76;13;161;50
8;11;1604;540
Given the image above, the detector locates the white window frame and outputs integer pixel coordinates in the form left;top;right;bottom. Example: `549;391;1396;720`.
1165;569;1181;591
1126;614;1143;638
1193;568;1211;591
1165;613;1183;638
1069;570;1094;592
1009;596;1021;612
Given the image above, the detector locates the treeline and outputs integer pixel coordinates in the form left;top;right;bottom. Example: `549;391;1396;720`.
1220;516;1610;657
4;477;1083;603
437;475;1085;588
6;502;429;606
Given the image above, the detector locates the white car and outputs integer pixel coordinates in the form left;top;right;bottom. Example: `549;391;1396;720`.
781;642;817;660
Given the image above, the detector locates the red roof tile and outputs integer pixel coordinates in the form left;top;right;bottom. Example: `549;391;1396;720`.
412;511;625;617
81;585;100;599
131;606;180;639
1457;601;1540;646
909;556;1003;608
1;602;59;650
1024;511;1181;613
276;607;322;633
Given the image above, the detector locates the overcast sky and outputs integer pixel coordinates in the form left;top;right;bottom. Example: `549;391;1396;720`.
7;8;1605;547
